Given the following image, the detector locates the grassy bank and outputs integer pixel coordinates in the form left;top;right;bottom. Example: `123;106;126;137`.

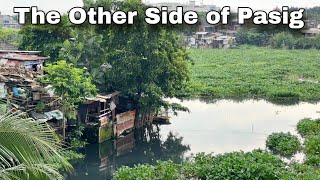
188;46;320;100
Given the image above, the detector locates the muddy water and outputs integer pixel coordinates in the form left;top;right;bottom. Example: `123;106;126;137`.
160;99;319;154
66;99;320;180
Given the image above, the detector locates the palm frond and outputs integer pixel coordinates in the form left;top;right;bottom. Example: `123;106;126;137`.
0;104;72;179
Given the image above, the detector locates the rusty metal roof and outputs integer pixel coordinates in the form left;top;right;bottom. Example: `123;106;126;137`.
0;53;48;61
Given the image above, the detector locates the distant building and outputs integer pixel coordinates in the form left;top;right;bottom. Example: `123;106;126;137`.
145;0;216;12
0;12;20;29
301;28;320;37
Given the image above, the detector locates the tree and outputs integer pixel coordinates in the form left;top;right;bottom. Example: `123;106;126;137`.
0;102;72;179
42;60;97;118
0;27;20;47
84;0;190;126
19;16;72;61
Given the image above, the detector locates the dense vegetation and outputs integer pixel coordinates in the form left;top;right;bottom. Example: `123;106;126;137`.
114;150;295;180
19;0;191;127
0;27;20;47
113;118;320;179
187;46;320;100
297;118;320;137
266;132;301;157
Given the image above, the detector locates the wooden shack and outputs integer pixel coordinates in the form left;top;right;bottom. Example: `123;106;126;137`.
78;92;120;143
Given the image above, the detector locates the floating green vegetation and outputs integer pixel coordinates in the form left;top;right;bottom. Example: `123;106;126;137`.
188;46;320;100
266;132;301;157
113;118;320;179
113;150;320;180
297;118;320;137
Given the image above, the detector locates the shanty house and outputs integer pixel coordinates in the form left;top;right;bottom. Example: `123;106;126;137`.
0;50;48;73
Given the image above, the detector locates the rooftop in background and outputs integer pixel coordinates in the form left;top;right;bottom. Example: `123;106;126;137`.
145;0;216;12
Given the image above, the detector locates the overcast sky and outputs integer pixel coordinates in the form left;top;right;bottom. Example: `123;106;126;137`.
1;0;320;15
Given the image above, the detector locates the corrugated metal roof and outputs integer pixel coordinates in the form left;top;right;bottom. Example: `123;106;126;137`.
0;50;41;54
0;53;48;61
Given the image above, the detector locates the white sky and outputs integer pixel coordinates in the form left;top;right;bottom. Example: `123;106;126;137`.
0;0;320;15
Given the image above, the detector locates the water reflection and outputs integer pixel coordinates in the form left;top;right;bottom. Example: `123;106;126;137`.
66;98;320;179
66;126;190;180
160;99;320;154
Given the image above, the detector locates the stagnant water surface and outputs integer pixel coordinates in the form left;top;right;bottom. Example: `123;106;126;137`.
66;99;320;180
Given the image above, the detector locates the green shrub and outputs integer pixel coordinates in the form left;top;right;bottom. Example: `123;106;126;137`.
113;164;156;180
304;134;320;156
297;118;320;137
285;162;320;179
113;161;181;180
305;154;320;167
266;132;301;157
184;150;289;180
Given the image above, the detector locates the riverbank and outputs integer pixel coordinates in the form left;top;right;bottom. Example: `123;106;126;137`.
188;46;320;100
67;98;320;179
113;117;320;180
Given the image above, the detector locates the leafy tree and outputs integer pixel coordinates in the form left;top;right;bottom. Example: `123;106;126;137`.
0;27;20;46
42;60;97;118
19;16;72;61
0;103;72;179
58;28;108;90
84;0;190;126
236;28;269;46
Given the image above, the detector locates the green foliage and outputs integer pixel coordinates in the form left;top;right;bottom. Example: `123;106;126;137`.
297;118;320;137
236;28;269;46
113;150;294;180
269;32;297;49
42;60;97;118
83;0;190;114
286;162;320;179
0;27;20;46
0;110;72;179
269;32;320;49
34;101;46;112
304;134;320;157
67;125;87;148
186;150;290;179
113;164;156;180
266;132;301;157
305;154;320;167
113;161;181;180
61;150;85;161
188;46;320;100
19;16;71;61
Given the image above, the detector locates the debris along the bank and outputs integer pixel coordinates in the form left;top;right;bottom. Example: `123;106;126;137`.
0;50;66;137
0;50;158;144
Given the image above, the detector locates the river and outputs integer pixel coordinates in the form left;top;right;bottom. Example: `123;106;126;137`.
65;98;320;180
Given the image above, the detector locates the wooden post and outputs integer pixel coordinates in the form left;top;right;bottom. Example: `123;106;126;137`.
62;118;66;140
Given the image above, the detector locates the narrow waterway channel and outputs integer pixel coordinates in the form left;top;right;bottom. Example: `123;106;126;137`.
66;98;320;180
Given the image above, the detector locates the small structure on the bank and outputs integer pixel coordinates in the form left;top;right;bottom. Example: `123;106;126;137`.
78;92;119;143
78;92;136;143
0;50;48;73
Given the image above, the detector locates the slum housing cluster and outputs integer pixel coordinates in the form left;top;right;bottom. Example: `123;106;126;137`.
187;18;239;49
0;50;136;143
302;20;320;37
